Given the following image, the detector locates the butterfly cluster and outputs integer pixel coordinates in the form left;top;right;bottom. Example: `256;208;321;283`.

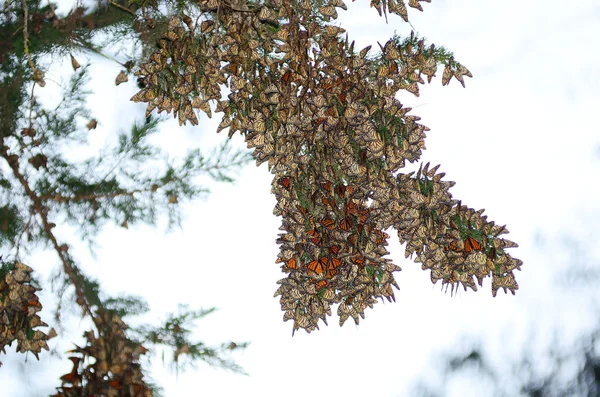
0;261;52;366
52;310;151;397
131;0;521;334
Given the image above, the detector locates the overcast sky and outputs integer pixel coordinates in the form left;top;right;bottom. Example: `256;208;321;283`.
2;0;600;396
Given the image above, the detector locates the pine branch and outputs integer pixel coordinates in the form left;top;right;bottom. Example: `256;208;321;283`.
0;145;94;319
39;189;144;203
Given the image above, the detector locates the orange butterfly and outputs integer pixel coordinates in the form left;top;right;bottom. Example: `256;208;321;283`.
307;257;327;275
339;93;346;102
335;185;347;197
316;280;329;289
344;201;358;216
356;223;364;236
321;181;333;191
464;237;483;253
282;70;292;83
351;255;365;266
389;61;398;74
307;229;322;245
311;117;326;127
286;257;298;269
373;230;389;245
321;196;335;208
325;268;337;279
358;209;370;224
339;217;353;231
319;218;335;229
445;239;462;253
278;176;291;189
278;176;291;190
329;257;342;269
109;379;122;390
329;245;340;255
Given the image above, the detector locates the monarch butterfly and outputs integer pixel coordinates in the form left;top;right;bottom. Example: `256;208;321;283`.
389;61;398;74
334;184;346;197
321;181;333;191
319;218;335;229
339;93;347;103
339;217;353;231
283;310;295;321
368;139;385;156
358;210;370;225
115;71;128;86
307;229;322;245
109;379;122;390
70;55;80;71
329;245;340;255
345;295;355;305
312;117;326;127
442;64;453;86
319;4;337;17
307;258;327;275
325;268;338;279
24;298;42;314
282;70;292;83
344;201;357;216
356;223;364;236
321;80;334;91
359;150;367;164
491;273;518;297
201;20;215;33
347;233;358;246
278;176;291;190
321;196;335;208
464;237;483;253
60;357;81;383
487;246;499;260
286;257;298;270
316;280;329;289
329;257;342;269
444;236;463;253
373;230;389;245
319;256;329;267
351;255;365;266
344;105;357;118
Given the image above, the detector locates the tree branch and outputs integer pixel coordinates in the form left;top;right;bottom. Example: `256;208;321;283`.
39;189;143;203
1;146;94;319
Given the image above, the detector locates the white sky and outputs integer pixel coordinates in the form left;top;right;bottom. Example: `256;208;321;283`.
2;0;600;396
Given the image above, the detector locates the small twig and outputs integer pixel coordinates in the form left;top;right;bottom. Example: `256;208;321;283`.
14;212;34;259
21;0;36;71
74;38;127;67
109;0;136;16
27;80;35;127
